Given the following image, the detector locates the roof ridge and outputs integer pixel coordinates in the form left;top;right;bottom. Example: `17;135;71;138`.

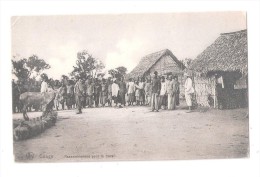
142;48;169;58
220;29;247;36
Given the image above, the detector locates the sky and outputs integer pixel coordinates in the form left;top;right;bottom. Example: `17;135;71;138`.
11;12;246;79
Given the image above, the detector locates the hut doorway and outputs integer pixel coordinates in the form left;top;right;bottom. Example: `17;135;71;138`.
214;72;248;109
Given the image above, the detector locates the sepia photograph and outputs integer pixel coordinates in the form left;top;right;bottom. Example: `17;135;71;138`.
10;11;250;163
11;12;249;163
1;1;260;177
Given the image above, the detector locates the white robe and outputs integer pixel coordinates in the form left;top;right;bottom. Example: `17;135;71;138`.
112;83;119;97
41;81;48;93
184;78;194;106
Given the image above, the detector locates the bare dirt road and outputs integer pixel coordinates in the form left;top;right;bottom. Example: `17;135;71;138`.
13;104;249;162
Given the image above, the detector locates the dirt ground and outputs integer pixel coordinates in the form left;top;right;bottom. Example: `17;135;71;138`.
13;102;249;162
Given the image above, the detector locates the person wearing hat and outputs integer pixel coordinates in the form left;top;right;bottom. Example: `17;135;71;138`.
151;71;161;112
184;73;195;112
40;73;49;93
74;75;84;114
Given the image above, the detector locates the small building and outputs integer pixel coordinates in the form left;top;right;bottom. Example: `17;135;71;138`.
190;29;248;109
127;49;186;94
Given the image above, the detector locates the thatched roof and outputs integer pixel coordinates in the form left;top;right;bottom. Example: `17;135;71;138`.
127;49;185;78
190;29;248;76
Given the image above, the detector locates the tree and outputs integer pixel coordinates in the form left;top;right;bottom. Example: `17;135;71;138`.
12;55;50;82
26;55;50;78
70;50;105;79
181;58;193;68
108;66;127;79
12;58;30;82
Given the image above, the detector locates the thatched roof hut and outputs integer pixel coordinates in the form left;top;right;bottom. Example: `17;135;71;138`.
190;29;248;109
127;49;185;79
190;29;248;76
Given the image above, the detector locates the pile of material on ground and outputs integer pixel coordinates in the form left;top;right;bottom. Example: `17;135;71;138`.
13;111;58;141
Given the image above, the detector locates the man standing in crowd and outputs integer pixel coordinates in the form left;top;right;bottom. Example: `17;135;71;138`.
184;73;195;112
74;75;84;114
118;77;126;107
107;78;113;107
127;78;135;106
174;76;180;106
12;80;21;113
144;77;152;106
66;80;74;110
136;77;145;106
58;81;67;110
112;78;120;107
166;75;177;110
151;71;161;112
100;78;108;107
94;78;101;107
86;78;94;108
40;73;49;93
159;76;167;110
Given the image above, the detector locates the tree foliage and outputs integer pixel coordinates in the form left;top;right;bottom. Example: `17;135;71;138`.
70;50;105;79
181;58;193;68
108;66;127;79
12;55;50;82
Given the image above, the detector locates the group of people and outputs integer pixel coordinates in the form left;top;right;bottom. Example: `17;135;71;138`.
13;70;195;114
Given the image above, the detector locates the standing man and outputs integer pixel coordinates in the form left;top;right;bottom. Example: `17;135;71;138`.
86;78;94;108
107;78;113;107
174;76;180;106
112;78;120;107
100;78;108;107
40;73;49;93
58;82;67;110
159;76;167;110
151;71;161;112
94;78;101;107
66;80;74;110
184;73;195;112
144;78;152;106
127;78;135;106
74;76;84;114
167;75;178;110
118;77;126;107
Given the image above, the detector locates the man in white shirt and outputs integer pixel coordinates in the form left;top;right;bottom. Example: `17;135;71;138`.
159;76;167;110
184;73;195;112
112;79;120;107
127;78;135;106
41;73;49;93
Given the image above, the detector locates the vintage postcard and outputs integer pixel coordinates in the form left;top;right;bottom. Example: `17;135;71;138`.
11;12;249;162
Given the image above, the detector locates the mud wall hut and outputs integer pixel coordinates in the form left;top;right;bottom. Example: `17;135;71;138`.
190;29;248;109
127;49;186;95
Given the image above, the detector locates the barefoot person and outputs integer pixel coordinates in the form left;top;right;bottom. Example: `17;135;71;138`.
112;78;120;107
74;75;84;114
151;71;161;112
184;73;195;112
159;76;167;110
127;78;135;106
40;73;49;93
